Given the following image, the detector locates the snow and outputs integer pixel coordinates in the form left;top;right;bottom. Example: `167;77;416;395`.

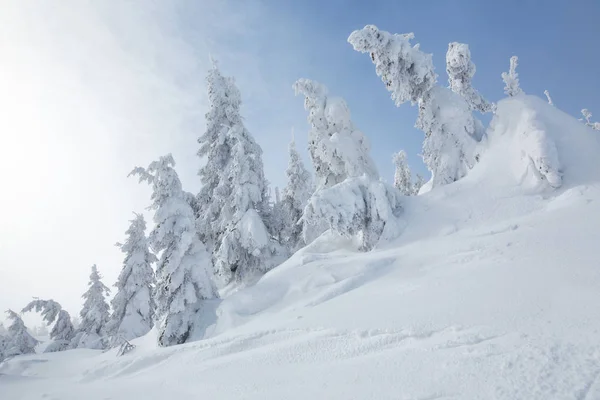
3;97;600;399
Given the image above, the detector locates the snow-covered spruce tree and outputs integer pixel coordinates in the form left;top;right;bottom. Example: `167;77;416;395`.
446;42;495;113
197;63;279;284
278;136;313;252
502;56;522;97
349;25;481;188
544;90;554;106
392;150;413;196
581;109;600;130
74;264;110;349
130;154;217;347
22;299;76;352
0;322;6;336
4;310;37;357
294;79;403;250
107;213;157;344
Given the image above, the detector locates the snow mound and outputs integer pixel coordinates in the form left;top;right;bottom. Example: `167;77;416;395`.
474;95;600;191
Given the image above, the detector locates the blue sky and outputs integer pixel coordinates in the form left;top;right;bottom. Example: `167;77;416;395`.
1;0;598;319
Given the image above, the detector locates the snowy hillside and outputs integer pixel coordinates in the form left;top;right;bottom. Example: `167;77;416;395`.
2;96;600;399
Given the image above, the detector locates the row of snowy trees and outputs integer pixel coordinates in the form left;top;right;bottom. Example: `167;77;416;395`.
6;24;595;356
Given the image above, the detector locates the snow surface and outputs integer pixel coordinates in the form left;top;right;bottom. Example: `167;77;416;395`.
2;96;600;399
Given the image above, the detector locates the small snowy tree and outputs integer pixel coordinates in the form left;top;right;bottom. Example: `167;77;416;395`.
22;299;75;352
413;173;426;195
295;78;403;250
0;322;6;336
278;136;313;252
502;56;522;97
446;42;494;113
4;310;37;357
107;213;157;344
581;109;600;130
349;25;481;188
544;90;554;106
130;154;217;347
392;150;412;195
75;264;110;349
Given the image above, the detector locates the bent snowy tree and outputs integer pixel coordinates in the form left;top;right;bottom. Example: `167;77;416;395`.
22;299;76;352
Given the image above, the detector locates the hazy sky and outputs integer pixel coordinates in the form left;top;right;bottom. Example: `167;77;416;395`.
1;0;599;324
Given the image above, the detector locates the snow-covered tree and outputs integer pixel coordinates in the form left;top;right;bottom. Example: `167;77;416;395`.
4;310;37;357
446;42;494;113
413;173;426;195
294;78;403;250
581;109;600;130
502;56;522;97
74;264;110;349
277;136;313;252
107;213;157;344
196;64;279;284
0;322;6;336
71;316;80;330
22;299;75;352
544;90;554;106
349;25;482;188
130;154;217;347
392;150;413;195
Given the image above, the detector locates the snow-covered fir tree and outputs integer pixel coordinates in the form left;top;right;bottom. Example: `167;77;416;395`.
349;25;482;188
278;136;313;252
446;42;495;113
544;90;554;106
0;322;6;336
74;264;110;349
581;109;600;130
130;154;217;347
392;150;413;196
4;310;37;357
294;78;403;250
196;63;279;284
107;213;157;344
502;56;522;97
22;299;75;352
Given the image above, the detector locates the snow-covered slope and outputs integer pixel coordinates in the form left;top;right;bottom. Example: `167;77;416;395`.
2;97;600;399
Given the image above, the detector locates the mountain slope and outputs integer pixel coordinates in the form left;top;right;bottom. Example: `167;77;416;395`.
2;96;600;399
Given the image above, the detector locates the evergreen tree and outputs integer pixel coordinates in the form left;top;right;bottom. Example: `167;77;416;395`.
349;25;482;188
446;42;495;113
279;136;312;252
107;213;157;344
22;299;75;352
413;173;426;195
197;63;278;284
544;90;554;106
130;154;217;347
393;150;412;196
581;109;600;130
295;78;403;250
4;310;37;357
75;265;110;349
502;56;522;97
0;322;6;336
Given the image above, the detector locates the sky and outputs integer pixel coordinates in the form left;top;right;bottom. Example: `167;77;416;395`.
1;0;599;325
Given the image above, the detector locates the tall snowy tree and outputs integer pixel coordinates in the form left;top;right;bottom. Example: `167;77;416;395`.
294;79;403;250
107;213;157;344
4;310;37;357
278;136;313;252
446;42;495;113
22;299;75;352
349;25;481;188
392;150;412;196
74;264;110;349
197;63;279;284
130;154;217;347
502;56;522;97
